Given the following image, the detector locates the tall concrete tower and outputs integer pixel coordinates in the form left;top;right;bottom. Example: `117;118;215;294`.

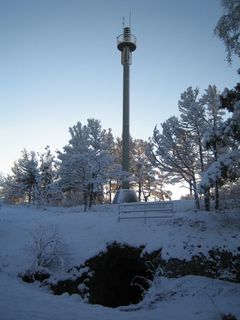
117;25;136;189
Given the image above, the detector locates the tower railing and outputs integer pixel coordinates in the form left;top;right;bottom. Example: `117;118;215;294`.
117;34;137;47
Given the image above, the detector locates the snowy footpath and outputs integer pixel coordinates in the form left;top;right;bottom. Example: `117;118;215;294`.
0;203;240;320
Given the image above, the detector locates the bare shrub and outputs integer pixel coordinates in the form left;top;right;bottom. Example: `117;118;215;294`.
131;259;163;298
26;224;68;271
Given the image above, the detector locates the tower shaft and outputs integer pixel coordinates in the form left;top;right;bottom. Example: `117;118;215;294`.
122;61;130;188
117;26;136;189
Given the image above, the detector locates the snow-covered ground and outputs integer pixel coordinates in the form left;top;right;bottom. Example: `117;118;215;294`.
0;202;240;320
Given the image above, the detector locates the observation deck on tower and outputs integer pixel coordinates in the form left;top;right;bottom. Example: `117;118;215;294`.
117;27;137;52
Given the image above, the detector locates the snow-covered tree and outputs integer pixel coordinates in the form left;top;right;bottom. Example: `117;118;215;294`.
220;84;240;158
39;147;56;192
214;0;240;63
150;169;172;201
0;174;23;203
149;85;230;210
178;87;210;209
131;139;170;202
5;149;40;203
199;83;240;196
99;135;126;203
37;146;59;206
148;116;201;209
57;119;117;209
199;85;225;209
0;148;63;206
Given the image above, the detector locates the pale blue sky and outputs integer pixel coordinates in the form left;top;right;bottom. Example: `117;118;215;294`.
0;0;239;175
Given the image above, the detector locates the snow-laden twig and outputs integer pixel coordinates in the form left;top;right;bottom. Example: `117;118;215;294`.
131;258;164;299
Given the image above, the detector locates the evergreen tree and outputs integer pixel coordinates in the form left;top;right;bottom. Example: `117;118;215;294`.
131;139;170;202
214;0;240;63
178;87;209;209
57;119;117;209
38;146;58;205
199;83;240;195
10;149;40;203
0;174;23;203
199;85;225;209
148;116;201;209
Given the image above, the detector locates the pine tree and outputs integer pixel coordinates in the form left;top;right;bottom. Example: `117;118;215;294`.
131;139;170;202
199;85;225;209
214;0;240;63
148;116;201;209
38;146;58;205
0;174;22;203
199;84;240;201
10;149;40;203
178;87;209;209
57;119;117;209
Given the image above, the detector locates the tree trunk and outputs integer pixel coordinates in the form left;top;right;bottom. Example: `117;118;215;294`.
28;190;32;204
89;190;93;208
215;182;219;210
138;180;141;202
109;179;112;204
189;181;193;196
83;190;88;212
213;136;219;210
204;189;210;211
192;179;200;210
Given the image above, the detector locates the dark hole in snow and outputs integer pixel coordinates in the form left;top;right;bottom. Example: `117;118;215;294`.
85;242;151;308
21;243;159;308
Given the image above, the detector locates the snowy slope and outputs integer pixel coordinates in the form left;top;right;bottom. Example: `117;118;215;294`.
0;203;240;320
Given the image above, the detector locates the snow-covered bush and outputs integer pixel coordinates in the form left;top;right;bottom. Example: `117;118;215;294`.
26;224;68;272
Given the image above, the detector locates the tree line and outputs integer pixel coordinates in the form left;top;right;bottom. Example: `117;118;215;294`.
1;82;239;210
0;120;172;208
